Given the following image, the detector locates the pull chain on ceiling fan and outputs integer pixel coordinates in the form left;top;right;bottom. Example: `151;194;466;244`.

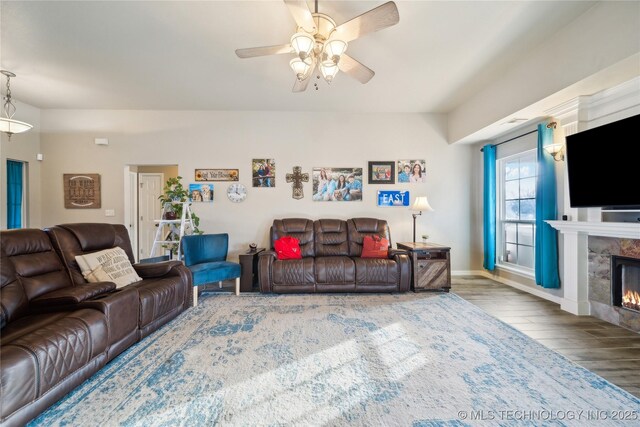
235;0;400;93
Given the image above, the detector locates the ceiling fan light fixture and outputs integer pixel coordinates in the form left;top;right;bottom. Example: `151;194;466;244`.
289;58;311;81
0;70;32;139
290;32;315;59
323;39;347;65
320;62;339;83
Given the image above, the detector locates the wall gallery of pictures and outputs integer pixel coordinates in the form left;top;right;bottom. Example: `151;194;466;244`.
185;159;425;205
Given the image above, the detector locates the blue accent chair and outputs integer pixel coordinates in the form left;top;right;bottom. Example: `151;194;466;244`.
181;233;241;305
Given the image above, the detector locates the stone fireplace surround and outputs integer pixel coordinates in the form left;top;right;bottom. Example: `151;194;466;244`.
547;220;640;332
589;237;640;332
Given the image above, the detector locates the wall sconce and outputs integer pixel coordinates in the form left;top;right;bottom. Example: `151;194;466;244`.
544;143;565;161
544;121;565;161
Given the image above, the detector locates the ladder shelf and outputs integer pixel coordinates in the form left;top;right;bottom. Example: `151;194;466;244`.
150;201;194;260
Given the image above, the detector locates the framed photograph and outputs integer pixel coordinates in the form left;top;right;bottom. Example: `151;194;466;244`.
189;183;214;202
252;159;276;188
397;159;426;183
368;161;395;184
195;169;238;181
377;190;410;207
312;167;363;202
64;174;101;209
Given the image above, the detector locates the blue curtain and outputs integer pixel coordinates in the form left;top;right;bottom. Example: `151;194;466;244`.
7;160;24;229
535;124;560;288
483;144;496;271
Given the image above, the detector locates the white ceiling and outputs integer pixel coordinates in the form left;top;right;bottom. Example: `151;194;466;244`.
1;1;597;113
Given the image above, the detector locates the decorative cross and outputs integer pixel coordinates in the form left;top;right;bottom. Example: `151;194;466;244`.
285;166;309;199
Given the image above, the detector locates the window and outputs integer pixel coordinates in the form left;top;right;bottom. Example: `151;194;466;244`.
497;150;536;272
6;159;27;229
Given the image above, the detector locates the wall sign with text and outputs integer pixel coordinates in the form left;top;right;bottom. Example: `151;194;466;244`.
64;174;101;209
377;190;409;207
195;169;239;181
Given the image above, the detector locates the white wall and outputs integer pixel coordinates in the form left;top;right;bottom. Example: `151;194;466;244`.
0;100;42;229
39;110;474;266
449;0;640;144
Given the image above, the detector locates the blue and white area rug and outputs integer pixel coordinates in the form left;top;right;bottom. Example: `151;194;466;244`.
32;293;640;426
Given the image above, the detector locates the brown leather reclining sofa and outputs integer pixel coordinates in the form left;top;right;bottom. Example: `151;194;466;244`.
0;223;192;427
259;218;411;293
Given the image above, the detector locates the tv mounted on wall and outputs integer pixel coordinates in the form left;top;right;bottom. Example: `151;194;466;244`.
565;113;640;209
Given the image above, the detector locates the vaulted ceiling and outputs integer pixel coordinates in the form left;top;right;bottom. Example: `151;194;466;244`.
1;1;599;113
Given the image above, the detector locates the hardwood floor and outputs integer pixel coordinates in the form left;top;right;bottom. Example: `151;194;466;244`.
452;276;640;398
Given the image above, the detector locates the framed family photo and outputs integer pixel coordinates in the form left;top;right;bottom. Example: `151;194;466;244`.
368;161;395;184
312;167;363;202
397;159;426;183
252;159;276;187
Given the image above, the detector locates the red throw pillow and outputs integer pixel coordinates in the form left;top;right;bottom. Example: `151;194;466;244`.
361;235;390;258
274;236;303;260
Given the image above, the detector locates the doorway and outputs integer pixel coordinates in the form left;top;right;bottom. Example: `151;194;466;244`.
124;165;178;261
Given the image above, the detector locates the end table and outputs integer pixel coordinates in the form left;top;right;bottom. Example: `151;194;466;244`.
396;242;451;292
239;248;265;292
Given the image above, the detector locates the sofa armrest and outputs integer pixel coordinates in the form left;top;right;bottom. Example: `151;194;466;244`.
258;250;277;293
133;261;192;308
388;249;408;258
390;251;412;292
133;260;183;278
30;282;116;307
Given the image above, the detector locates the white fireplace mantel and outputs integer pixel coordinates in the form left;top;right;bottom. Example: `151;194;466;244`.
546;220;640;316
547;221;640;239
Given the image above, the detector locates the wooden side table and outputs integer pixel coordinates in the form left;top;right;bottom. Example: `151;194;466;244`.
239;248;265;292
396;242;451;292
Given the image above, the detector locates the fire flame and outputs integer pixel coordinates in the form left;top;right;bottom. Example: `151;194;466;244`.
622;290;640;309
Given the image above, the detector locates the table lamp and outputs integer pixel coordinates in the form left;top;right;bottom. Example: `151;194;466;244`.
410;196;434;243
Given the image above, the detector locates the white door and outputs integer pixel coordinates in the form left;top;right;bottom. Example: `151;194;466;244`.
138;173;163;260
124;169;139;261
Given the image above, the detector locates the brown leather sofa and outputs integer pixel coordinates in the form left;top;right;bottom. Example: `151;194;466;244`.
259;218;411;293
0;223;192;427
46;223;192;339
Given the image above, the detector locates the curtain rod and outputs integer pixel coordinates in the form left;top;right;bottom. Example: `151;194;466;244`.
480;121;556;152
480;129;537;152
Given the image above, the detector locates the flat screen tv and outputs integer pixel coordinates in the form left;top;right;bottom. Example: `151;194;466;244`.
565;113;640;209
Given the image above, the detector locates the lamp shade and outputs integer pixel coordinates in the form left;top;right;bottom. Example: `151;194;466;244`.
0;118;32;134
320;62;338;83
289;58;311;80
323;39;347;65
411;196;434;212
290;32;315;58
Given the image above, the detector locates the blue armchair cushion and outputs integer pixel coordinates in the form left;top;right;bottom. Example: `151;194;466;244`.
182;234;229;266
189;261;241;285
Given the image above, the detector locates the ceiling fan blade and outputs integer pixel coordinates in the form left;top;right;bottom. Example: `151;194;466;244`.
292;60;317;92
338;54;375;84
334;1;399;43
283;0;317;33
292;75;311;93
235;44;293;58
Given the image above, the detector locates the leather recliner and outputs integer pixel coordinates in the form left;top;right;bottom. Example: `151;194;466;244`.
0;223;193;427
0;231;118;427
259;218;411;293
46;223;192;339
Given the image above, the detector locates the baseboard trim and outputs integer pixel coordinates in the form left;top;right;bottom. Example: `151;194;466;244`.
454;270;563;305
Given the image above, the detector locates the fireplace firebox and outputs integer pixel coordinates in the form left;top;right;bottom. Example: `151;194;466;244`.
612;256;640;312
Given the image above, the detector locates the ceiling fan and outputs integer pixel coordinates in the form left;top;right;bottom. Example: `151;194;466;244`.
235;0;400;92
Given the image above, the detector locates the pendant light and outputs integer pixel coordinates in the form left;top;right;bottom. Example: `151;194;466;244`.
0;70;32;139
